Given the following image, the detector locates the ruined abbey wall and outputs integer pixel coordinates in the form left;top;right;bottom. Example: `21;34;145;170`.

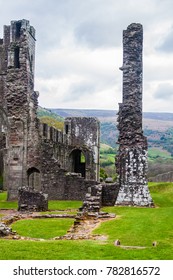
40;118;100;200
0;19;100;201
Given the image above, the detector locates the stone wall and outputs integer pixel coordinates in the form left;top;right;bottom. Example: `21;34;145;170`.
102;183;119;206
18;187;48;211
40;148;99;202
40;117;100;200
64;117;100;181
115;23;153;207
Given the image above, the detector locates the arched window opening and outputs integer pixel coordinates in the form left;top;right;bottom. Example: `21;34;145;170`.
70;149;86;178
27;167;41;191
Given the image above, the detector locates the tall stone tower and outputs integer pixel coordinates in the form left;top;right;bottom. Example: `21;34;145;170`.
0;20;40;200
115;23;153;206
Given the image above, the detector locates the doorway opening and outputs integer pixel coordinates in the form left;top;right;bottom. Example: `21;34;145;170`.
27;167;41;191
70;149;86;178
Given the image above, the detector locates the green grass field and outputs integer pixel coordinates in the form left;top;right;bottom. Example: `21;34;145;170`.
11;218;74;239
148;147;172;161
0;182;173;260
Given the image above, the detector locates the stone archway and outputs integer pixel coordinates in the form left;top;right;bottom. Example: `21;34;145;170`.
69;149;86;178
27;167;41;191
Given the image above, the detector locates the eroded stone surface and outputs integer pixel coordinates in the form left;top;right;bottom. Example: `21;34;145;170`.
116;23;153;207
18;187;48;212
0;222;14;236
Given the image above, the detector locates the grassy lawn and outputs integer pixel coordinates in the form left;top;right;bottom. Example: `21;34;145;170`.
0;192;17;209
11;218;74;239
0;182;173;259
48;200;82;211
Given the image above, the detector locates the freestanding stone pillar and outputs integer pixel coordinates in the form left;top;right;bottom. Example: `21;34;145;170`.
115;23;153;206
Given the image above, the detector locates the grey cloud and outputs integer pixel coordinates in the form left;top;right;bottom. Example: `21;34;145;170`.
0;0;75;50
2;0;173;111
157;26;173;53
63;82;96;102
74;20;121;49
154;83;173;99
0;0;160;51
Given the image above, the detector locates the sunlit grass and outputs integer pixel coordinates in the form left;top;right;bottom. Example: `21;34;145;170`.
0;191;17;209
11;218;74;239
0;183;173;259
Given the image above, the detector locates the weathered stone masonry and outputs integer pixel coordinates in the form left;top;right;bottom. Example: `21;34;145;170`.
0;19;101;201
0;20;41;200
40;117;100;200
18;186;48;212
116;23;153;206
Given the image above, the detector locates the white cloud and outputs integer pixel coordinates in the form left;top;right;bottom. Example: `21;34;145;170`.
1;0;173;112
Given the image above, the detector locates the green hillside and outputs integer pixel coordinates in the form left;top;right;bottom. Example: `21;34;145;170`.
37;107;64;130
37;108;173;177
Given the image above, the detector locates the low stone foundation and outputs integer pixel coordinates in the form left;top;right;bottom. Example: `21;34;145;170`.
18;187;48;212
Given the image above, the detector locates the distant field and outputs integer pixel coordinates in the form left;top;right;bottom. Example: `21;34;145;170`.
148;147;172;160
100;144;173;178
143;118;173;132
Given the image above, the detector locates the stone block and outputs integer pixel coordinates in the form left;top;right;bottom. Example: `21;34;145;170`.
18;186;48;212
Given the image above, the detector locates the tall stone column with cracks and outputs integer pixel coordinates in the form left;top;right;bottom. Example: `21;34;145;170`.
115;23;153;206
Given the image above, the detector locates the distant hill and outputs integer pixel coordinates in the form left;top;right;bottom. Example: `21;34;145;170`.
38;107;173;157
49;108;117;120
37;107;64;130
37;106;64;122
37;107;173;177
50;108;173;121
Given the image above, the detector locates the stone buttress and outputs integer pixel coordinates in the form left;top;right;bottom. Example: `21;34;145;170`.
115;23;153;206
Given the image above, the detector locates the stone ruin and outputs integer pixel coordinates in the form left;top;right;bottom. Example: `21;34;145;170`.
116;23;153;206
0;222;13;237
78;184;102;216
0;19;100;204
18;187;48;212
0;19;153;210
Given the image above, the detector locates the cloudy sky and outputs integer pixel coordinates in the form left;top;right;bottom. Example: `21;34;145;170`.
1;0;173;112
